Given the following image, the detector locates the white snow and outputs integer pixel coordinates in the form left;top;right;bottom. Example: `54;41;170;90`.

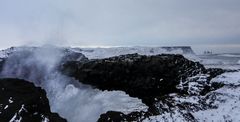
193;86;240;121
9;105;26;122
41;115;50;122
9;113;22;122
143;110;187;122
9;97;13;103
144;70;240;121
4;105;8;109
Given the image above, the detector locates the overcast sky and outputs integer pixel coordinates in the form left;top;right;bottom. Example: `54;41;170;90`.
0;0;240;53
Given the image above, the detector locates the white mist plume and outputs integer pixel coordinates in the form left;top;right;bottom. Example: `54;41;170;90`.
0;46;148;122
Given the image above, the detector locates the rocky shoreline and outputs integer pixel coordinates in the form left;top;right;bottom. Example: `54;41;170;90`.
0;47;237;122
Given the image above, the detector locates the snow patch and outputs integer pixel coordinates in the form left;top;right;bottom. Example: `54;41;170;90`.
9;97;13;103
9;105;26;122
193;86;240;121
4;105;8;109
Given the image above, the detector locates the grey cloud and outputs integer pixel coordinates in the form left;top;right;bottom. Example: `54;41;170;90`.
0;0;240;52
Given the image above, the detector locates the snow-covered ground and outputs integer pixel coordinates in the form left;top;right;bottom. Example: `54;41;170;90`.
146;52;240;121
69;46;240;122
1;46;240;122
193;71;240;121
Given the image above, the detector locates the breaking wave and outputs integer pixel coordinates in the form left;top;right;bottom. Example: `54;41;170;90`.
0;47;147;122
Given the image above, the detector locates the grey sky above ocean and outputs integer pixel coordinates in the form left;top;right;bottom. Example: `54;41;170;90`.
0;0;240;53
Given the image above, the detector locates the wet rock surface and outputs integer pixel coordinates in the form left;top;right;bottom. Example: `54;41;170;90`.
0;78;67;122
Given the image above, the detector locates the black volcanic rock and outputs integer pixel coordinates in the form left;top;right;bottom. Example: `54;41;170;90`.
0;58;4;73
61;53;225;121
0;78;67;122
60;48;88;63
98;111;152;122
61;54;219;99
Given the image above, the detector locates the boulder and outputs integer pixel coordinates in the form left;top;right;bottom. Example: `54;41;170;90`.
0;78;67;122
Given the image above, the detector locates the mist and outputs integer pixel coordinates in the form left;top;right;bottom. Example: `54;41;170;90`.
0;47;147;122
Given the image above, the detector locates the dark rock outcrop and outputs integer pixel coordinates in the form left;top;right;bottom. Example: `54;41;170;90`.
60;48;88;63
98;111;151;122
60;53;225;121
61;54;223;99
0;58;4;73
0;47;226;121
0;78;67;122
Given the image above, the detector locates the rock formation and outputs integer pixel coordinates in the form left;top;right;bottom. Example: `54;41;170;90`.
60;53;225;121
0;78;67;122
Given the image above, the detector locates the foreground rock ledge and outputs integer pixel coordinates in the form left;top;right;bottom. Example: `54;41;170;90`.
0;78;67;122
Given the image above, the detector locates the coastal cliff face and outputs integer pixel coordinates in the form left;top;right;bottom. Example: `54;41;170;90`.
61;53;225;121
0;78;67;122
1;46;239;122
61;54;214;98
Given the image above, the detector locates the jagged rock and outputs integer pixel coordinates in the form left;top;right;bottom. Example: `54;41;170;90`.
0;58;4;73
60;48;88;63
61;54;222;99
0;78;67;122
98;111;151;122
61;53;225;121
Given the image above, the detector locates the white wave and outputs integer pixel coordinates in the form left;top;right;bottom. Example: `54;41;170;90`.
219;54;240;58
211;71;240;85
70;46;195;59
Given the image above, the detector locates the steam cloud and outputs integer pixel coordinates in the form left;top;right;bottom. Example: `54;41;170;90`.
0;46;147;122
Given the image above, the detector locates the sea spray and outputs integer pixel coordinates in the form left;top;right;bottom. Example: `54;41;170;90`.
0;46;148;122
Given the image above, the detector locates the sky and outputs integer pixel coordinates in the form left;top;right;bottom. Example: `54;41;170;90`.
0;0;240;54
